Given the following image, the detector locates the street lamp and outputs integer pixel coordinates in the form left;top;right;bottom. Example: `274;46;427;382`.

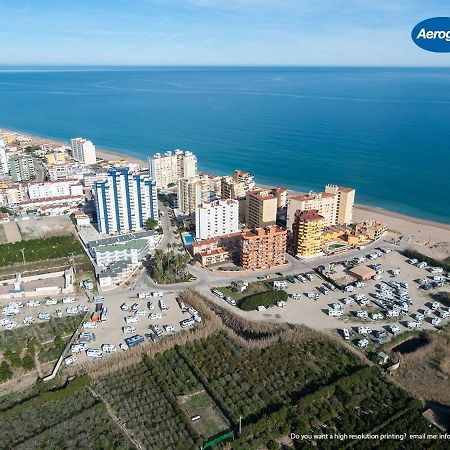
20;248;25;264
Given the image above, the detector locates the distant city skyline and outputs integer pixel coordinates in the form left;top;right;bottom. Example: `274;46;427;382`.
0;0;449;66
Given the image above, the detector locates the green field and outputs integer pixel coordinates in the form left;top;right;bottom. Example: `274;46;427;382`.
214;281;288;311
178;390;229;439
0;235;83;267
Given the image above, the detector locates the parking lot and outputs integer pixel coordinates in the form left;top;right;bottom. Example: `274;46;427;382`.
219;248;450;348
1;295;90;331
67;290;201;365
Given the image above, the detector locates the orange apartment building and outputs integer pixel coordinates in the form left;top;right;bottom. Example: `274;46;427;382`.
239;226;287;270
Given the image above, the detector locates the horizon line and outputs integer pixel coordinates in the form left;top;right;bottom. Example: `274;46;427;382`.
1;64;450;69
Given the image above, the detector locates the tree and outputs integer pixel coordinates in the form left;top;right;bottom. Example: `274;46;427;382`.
267;439;280;450
0;361;13;381
22;354;35;370
145;218;158;230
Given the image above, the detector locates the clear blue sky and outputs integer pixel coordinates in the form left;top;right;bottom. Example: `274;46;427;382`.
0;0;449;66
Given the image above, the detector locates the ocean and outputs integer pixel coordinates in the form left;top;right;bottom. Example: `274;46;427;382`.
0;66;449;224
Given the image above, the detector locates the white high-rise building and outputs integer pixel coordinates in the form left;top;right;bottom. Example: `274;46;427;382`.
70;138;96;166
94;167;158;235
195;199;239;241
148;150;197;189
0;139;8;175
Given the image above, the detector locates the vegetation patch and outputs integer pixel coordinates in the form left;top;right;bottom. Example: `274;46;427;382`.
0;315;83;381
232;367;446;450
0;235;83;267
214;281;271;302
94;360;200;449
149;243;192;284
238;289;288;311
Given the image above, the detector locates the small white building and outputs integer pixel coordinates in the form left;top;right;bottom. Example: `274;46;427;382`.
231;280;248;293
73;210;90;226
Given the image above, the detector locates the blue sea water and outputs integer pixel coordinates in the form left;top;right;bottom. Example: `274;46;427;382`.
0;66;449;224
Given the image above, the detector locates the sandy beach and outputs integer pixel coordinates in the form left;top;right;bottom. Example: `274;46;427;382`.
3;126;450;256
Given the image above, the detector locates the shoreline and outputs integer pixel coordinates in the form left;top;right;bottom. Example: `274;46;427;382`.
2;125;450;247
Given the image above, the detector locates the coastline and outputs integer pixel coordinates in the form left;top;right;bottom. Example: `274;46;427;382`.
2;125;450;250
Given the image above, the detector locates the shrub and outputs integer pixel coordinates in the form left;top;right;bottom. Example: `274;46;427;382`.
239;290;288;311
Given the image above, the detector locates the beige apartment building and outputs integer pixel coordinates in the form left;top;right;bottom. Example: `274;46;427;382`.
177;174;216;216
292;209;325;257
287;185;355;229
245;189;278;229
148;149;197;188
324;184;355;225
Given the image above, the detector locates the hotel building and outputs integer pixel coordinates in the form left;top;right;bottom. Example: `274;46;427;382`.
292;209;325;257
195;199;239;240
245;189;278;229
239;226;287;270
94;167;158;235
70;138;97;166
148;150;197;188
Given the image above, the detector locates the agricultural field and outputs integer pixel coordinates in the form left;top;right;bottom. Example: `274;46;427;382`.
0;327;446;450
0;235;83;267
94;360;200;450
178;333;362;423
233;367;449;450
0;377;132;449
0;315;83;382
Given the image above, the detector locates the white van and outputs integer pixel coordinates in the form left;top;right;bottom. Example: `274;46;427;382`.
125;316;139;324
86;349;103;358
225;297;237;306
102;344;117;353
64;355;77;366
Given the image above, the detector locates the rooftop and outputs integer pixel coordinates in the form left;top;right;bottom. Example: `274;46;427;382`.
95;238;149;253
294;209;324;221
88;230;158;248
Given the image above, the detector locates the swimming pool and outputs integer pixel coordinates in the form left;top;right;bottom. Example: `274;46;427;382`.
183;234;196;245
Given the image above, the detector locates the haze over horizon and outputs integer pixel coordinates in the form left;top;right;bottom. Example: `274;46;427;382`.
0;0;449;66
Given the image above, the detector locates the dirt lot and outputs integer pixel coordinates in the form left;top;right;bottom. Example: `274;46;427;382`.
391;329;450;405
2;222;21;243
229;250;450;343
17;216;75;240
